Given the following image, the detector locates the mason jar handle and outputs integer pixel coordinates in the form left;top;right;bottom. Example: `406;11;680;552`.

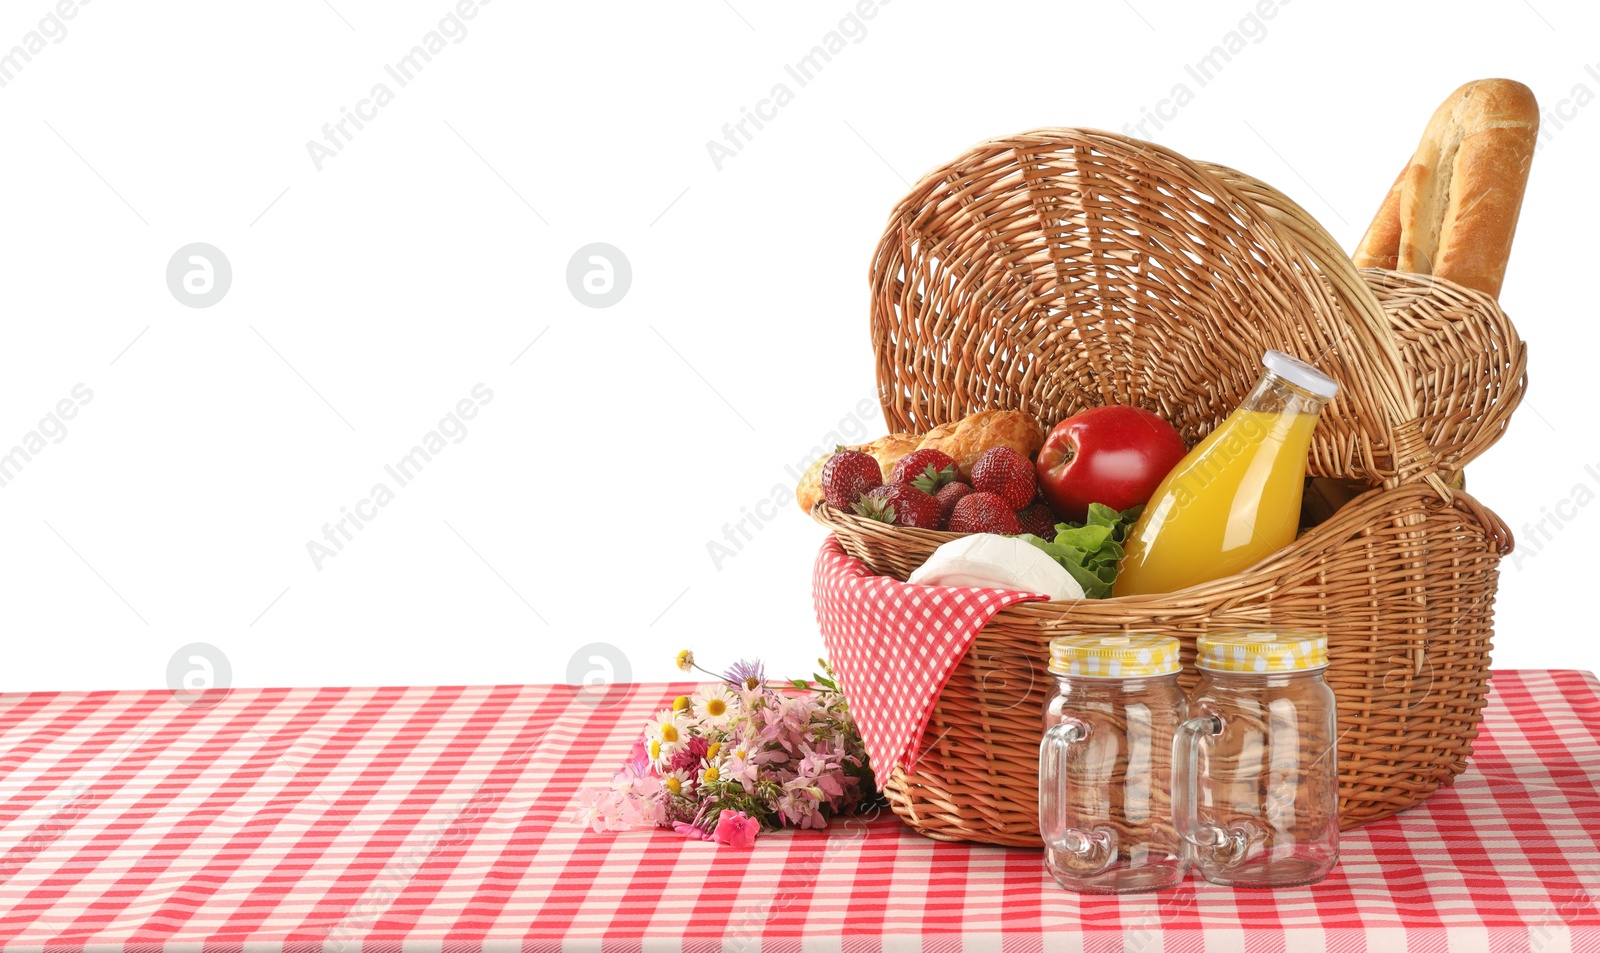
1038;720;1116;870
1173;714;1258;866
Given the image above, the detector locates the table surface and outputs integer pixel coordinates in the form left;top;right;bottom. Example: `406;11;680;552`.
0;671;1597;953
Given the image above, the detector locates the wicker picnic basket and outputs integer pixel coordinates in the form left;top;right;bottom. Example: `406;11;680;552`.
813;129;1526;846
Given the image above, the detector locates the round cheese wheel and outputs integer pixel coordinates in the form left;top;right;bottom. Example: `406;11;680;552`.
907;534;1085;601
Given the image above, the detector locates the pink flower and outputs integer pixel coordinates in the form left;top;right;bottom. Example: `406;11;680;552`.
622;737;651;777
576;656;867;845
713;810;759;847
720;745;759;794
668;736;711;774
575;786;619;832
672;821;711;841
778;781;826;829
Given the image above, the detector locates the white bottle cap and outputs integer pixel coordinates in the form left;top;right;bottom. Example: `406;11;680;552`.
1262;349;1339;400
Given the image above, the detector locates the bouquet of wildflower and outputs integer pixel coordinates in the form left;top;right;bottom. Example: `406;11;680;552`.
576;652;875;846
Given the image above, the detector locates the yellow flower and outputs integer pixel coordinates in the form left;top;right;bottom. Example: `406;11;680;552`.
666;776;683;795
660;722;679;744
675;650;695;673
672;695;691;712
707;742;722;760
701;764;720;784
703;697;727;719
650;740;661;761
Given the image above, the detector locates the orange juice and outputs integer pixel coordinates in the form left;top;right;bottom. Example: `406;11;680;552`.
1115;352;1337;596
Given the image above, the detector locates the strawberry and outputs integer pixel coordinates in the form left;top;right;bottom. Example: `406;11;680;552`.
854;483;941;529
820;449;882;509
910;464;959;495
934;482;973;527
1016;503;1059;541
892;449;958;492
947;491;1023;535
971;447;1036;509
850;491;895;523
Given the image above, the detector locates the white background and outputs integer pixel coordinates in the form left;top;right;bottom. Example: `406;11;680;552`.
1;0;1593;693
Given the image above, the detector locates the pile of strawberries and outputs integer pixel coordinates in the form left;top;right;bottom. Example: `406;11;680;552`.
820;447;1058;539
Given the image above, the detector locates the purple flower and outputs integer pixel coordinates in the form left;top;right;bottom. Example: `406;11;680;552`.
724;659;766;690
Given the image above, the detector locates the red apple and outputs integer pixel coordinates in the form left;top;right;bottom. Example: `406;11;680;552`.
1036;406;1187;522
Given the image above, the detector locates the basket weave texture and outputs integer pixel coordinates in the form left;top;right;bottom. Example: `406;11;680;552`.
817;129;1526;846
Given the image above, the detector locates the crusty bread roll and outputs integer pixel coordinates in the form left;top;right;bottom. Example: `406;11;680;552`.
1397;79;1539;298
867;432;923;481
796;456;828;512
917;410;1045;479
1351;167;1404;270
796;413;1045;511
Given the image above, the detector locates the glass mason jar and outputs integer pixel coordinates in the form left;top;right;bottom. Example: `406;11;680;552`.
1174;631;1340;887
1039;634;1187;893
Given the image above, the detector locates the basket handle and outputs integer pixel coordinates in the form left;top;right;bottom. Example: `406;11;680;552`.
1200;162;1450;500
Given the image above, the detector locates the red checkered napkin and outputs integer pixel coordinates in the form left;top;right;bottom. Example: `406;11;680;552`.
812;536;1048;786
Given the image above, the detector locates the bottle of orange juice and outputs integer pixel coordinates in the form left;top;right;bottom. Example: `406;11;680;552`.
1115;351;1339;596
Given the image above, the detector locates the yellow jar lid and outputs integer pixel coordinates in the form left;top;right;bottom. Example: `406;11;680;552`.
1197;631;1328;673
1048;634;1180;678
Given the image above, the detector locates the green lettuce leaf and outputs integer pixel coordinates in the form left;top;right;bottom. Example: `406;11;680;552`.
1019;503;1144;599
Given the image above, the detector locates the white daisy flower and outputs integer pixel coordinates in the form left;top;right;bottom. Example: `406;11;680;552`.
643;710;689;766
660;767;695;798
692;683;736;727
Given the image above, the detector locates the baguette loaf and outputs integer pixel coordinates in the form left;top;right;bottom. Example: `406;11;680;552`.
1397;79;1539;298
1351;167;1403;270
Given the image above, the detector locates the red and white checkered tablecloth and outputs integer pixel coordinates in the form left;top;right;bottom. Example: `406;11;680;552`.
0;671;1597;952
813;536;1050;782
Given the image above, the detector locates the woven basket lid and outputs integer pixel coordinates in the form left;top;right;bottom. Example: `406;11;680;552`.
867;128;1524;492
